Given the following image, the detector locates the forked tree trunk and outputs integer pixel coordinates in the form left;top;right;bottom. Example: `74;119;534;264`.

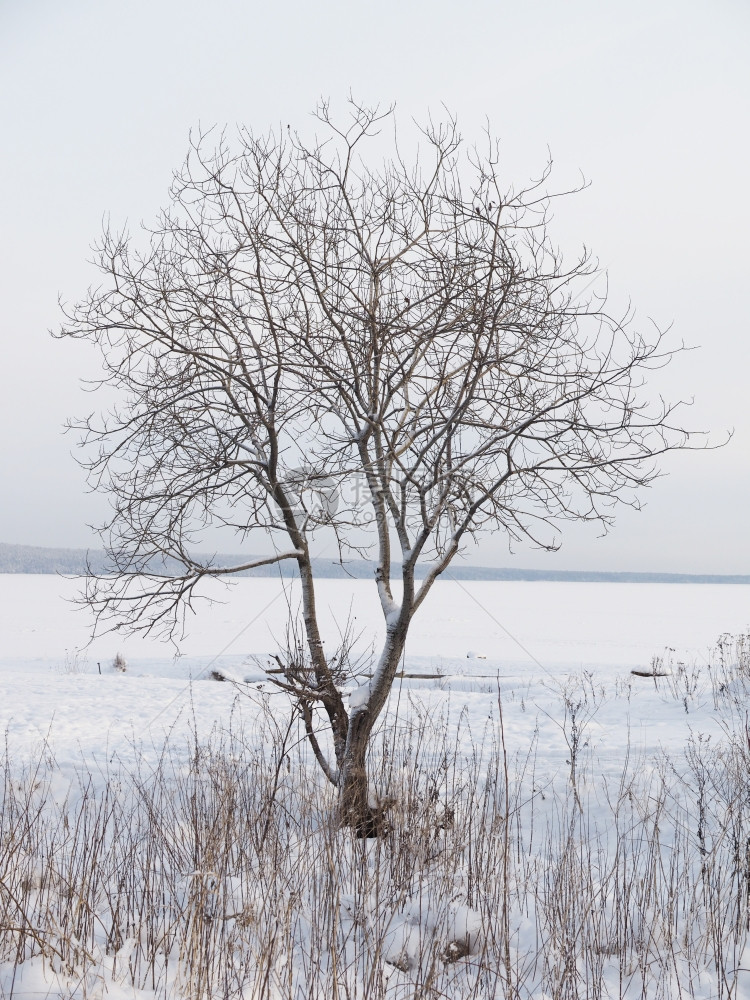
295;536;415;836
337;624;408;836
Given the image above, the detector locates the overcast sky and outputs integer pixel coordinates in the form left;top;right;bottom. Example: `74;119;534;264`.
0;0;748;574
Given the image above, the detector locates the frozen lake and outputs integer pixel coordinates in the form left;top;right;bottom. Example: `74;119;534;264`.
1;573;748;671
0;573;747;769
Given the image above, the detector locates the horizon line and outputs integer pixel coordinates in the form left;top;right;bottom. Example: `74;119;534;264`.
0;541;747;585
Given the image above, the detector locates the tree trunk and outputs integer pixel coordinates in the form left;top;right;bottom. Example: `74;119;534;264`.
338;717;376;836
338;624;407;836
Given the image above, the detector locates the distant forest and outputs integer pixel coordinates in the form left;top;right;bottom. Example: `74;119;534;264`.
1;542;748;585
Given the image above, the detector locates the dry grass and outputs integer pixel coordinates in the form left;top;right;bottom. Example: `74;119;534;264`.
1;634;750;998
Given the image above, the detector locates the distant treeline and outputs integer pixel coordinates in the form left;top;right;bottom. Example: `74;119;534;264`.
0;543;111;575
1;542;748;585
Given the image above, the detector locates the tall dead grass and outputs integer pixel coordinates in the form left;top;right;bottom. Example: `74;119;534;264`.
1;633;750;998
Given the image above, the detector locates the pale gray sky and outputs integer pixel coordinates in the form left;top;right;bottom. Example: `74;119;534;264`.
0;0;748;574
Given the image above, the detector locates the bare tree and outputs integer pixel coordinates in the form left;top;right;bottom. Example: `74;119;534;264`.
60;101;696;833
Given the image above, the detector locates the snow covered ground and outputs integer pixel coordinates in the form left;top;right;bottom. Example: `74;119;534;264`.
1;574;747;768
1;574;749;998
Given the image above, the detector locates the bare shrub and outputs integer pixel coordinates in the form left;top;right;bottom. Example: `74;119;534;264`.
112;651;127;673
57;646;88;675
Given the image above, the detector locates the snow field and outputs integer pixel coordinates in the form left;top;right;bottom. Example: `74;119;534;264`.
1;577;750;998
